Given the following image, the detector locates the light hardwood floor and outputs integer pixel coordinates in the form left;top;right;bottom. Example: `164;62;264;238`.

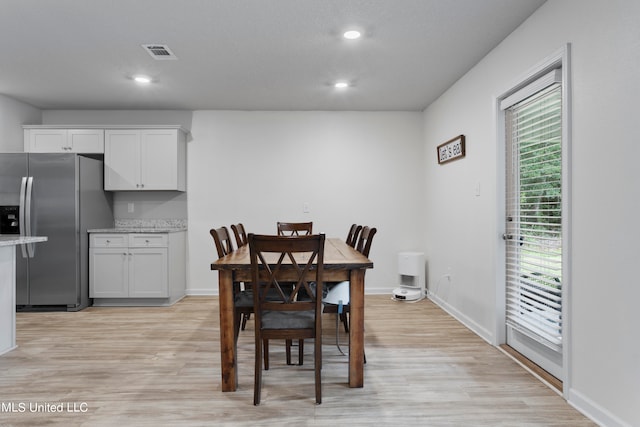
0;296;594;426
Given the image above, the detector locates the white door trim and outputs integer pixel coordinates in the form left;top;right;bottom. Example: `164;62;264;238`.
494;43;572;399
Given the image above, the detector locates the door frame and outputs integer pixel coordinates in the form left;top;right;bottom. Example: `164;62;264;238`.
494;44;572;398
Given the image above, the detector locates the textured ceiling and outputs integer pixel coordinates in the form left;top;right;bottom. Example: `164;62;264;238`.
0;0;545;111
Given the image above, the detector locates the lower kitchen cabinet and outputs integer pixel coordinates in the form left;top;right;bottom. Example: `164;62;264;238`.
89;231;185;306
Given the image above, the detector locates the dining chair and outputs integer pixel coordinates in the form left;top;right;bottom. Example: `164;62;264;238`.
211;226;291;371
211;226;235;258
276;221;313;236
230;223;250;329
324;225;377;331
231;223;248;247
209;227;252;339
323;223;361;334
323;226;377;361
356;226;377;259
248;233;325;405
345;223;362;248
276;221;313;364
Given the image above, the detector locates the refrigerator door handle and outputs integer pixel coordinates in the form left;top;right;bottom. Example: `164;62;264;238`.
25;176;35;257
19;177;28;258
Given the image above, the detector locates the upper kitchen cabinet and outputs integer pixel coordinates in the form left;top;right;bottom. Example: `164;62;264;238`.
104;127;186;191
23;127;104;153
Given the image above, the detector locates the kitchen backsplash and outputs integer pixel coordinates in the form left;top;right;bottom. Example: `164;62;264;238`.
115;219;187;230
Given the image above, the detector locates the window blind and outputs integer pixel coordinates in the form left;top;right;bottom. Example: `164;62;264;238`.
505;80;563;352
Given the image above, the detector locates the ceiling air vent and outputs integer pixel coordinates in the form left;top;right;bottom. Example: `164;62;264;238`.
142;44;177;60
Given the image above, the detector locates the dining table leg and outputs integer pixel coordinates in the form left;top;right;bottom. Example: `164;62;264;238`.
218;270;237;392
348;269;365;388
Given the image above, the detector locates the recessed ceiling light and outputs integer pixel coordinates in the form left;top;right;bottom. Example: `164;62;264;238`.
334;81;349;89
343;30;362;40
133;75;152;84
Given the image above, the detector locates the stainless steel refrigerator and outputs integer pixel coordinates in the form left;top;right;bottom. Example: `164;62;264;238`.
0;153;113;311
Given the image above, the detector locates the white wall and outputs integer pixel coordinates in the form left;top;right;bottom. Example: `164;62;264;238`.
187;110;425;295
0;95;41;151
422;1;639;426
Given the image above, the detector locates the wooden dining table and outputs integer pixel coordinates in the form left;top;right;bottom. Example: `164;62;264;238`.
211;237;373;392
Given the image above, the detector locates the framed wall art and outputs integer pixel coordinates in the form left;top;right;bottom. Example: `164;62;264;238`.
437;134;465;164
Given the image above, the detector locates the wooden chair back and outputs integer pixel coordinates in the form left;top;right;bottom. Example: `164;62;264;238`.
277;221;313;236
248;233;325;405
231;223;248;247
346;224;363;247
210;226;235;258
211;225;255;339
355;226;377;257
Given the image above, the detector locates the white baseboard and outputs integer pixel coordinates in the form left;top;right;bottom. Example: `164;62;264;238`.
186;286;399;297
568;387;633;427
427;291;631;427
186;288;216;296
426;290;494;345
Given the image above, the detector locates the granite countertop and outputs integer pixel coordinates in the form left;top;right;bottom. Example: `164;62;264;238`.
88;219;187;234
89;227;187;233
0;236;48;247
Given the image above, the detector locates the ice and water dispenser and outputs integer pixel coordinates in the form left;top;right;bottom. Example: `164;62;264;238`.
0;206;20;234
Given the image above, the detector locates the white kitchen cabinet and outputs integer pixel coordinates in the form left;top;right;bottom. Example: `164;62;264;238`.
128;248;168;297
24;128;104;153
104;128;186;191
89;231;185;305
89;247;129;298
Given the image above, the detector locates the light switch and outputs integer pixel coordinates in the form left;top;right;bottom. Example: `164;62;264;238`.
303;202;310;213
128;203;135;213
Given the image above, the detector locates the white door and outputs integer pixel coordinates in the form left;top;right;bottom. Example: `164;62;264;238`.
503;69;564;380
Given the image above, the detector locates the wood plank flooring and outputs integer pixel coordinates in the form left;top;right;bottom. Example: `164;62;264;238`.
500;344;563;393
0;296;594;426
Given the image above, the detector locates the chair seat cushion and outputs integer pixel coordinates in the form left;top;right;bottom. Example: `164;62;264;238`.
262;310;314;330
235;288;282;307
234;290;254;307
